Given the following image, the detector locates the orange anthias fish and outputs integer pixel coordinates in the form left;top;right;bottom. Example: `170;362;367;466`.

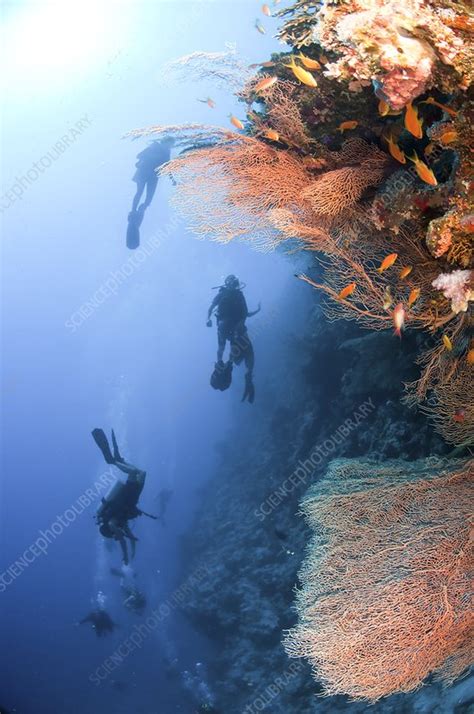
319;53;328;64
283;56;318;87
404;102;423;139
399;266;413;279
254;76;278;93
378;252;398;273
421;97;457;117
408;287;420;307
393;303;406;338
264;129;280;141
338;120;358;133
442;334;453;351
438;130;458;145
248;61;275;69
467;348;474;365
298;53;321;70
408;152;438;186
337;282;356;300
386;134;406;164
198;97;215;108
378;99;390;116
262;3;272;16
230;115;244;130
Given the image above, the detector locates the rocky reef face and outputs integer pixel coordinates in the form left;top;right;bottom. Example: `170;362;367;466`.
178;289;472;713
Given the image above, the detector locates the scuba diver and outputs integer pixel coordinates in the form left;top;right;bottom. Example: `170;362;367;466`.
206;275;260;403
92;428;156;565
127;137;174;250
110;566;147;615
79;609;117;637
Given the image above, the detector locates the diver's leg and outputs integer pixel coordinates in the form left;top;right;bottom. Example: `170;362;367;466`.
132;179;146;211
142;175;159;209
217;324;226;363
109;519;129;565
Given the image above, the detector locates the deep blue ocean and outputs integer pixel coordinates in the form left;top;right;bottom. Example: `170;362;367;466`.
0;2;301;712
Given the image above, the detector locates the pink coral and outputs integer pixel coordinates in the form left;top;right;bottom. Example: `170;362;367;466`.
432;269;474;314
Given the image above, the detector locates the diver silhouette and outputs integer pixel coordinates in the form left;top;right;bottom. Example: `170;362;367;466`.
92;428;156;564
127;137;174;249
207;275;260;403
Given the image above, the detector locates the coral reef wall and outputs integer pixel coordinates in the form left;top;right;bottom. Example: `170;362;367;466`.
179;288;473;713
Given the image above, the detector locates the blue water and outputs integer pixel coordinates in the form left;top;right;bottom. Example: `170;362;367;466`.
0;2;300;712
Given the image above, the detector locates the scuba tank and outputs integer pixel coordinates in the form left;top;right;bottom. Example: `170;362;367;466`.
96;479;127;520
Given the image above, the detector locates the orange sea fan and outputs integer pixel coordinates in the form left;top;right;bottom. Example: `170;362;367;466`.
284;457;474;701
161;135;316;249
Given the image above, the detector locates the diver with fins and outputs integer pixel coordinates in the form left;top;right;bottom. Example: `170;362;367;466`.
127;137;174;249
79;609;117;637
92;428;156;564
207;275;260;403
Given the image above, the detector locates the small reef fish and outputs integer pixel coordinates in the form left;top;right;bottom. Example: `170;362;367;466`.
442;334;453;351
338;120;358;133
453;409;465;423
382;286;393;311
399;266;413;279
408;287;420;307
378;252;398;273
248;61;275;69
438;130;458;145
298;53;321;71
254;76;278;93
255;19;266;34
378;99;390;116
386;134;406;164
262;3;272;16
230;115;244;130
404;102;423;139
264;129;280;141
319;53;329;64
467;348;474;365
284;56;318;87
393;303;406;338
337;282;356;300
421;97;457;117
424;142;435;156
408;152;438;186
198;97;215;108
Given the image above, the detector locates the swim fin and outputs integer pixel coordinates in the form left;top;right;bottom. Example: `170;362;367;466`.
210;360;233;391
111;429;124;463
126;206;145;250
92;428;115;464
242;373;255;404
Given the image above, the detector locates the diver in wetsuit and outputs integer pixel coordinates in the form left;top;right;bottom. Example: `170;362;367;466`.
92;429;154;565
79;609;117;637
206;275;260;403
127;137;174;249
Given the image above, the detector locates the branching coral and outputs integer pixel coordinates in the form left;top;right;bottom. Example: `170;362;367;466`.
284;457;474;701
404;316;474;446
162;48;252;91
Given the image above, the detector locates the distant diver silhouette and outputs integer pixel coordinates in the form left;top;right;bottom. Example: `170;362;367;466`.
127;137;174;250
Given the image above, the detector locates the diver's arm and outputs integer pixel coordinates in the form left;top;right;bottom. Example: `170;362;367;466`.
247;302;261;318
